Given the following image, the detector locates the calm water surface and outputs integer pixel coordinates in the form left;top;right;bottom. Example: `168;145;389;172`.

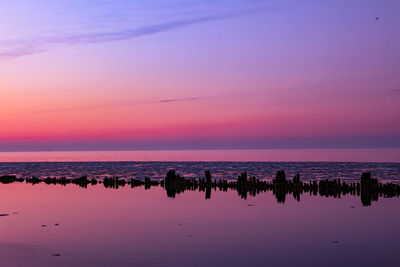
1;149;400;266
0;183;399;267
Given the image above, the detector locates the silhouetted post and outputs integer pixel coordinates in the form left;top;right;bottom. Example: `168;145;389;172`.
274;170;286;183
205;170;212;184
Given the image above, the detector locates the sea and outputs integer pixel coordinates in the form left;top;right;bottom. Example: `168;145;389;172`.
1;148;400;267
1;149;399;182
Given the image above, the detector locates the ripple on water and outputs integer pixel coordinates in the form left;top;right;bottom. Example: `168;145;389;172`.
0;162;399;182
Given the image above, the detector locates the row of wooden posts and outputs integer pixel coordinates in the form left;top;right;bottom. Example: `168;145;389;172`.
1;170;399;206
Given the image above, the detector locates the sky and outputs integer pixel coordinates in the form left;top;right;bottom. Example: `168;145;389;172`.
1;0;400;151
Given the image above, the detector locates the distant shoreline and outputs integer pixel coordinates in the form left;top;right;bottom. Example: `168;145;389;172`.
1;148;400;162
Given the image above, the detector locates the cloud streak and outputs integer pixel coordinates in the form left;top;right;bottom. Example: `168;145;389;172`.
0;8;265;61
159;97;199;103
34;96;202;114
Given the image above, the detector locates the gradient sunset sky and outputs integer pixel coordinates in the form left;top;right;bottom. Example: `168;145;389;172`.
1;0;399;151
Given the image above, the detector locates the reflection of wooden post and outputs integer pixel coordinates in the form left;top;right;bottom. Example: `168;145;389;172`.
204;170;212;199
237;172;248;199
272;171;287;203
360;172;379;206
205;186;211;200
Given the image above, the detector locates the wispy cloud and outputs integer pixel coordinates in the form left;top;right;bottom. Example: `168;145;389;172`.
35;96;202;113
159;97;199;103
0;8;265;61
0;45;44;60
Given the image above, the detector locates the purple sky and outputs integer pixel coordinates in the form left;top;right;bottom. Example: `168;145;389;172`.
0;0;399;151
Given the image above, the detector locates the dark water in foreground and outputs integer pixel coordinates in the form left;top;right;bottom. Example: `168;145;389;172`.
1;152;400;266
1;182;399;267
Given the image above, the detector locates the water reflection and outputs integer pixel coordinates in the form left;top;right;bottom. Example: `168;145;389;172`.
1;170;399;206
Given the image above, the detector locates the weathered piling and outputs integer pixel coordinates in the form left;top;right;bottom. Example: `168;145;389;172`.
1;170;399;206
0;175;23;184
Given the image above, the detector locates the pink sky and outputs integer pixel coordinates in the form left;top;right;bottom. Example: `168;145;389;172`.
1;0;399;151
